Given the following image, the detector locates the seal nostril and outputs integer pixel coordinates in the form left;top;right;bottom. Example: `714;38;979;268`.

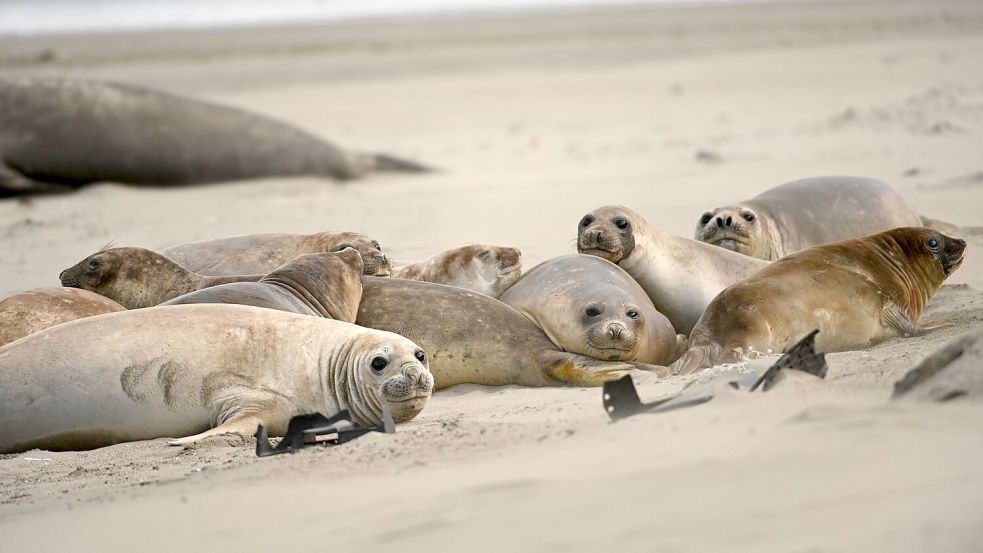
725;216;733;227
716;217;724;228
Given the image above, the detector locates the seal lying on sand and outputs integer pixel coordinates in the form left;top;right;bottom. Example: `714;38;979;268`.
0;77;431;195
392;245;522;297
694;176;923;260
577;205;768;333
0;304;433;453
163;250;364;322
356;277;656;389
669;228;967;373
161;230;391;276
500;255;685;365
60;247;260;309
0;287;125;347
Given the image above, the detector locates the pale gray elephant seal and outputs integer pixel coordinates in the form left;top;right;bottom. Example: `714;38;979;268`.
161;230;390;276
0;304;434;453
669;228;966;374
60;247;260;309
0;77;431;195
0;287;125;347
356;277;660;389
577;205;769;333
499;255;685;365
694;176;923;260
163;249;364;322
392;245;522;298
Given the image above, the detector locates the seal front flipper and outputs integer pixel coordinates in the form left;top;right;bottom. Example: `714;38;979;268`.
881;302;925;337
0;161;75;196
167;413;265;446
538;350;633;386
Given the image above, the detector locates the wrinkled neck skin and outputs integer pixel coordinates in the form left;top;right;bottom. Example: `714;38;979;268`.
850;235;943;322
262;277;333;319
619;224;770;333
199;273;263;288
319;337;383;427
750;208;786;261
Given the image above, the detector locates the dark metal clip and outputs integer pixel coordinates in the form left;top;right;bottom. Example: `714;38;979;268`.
255;406;396;457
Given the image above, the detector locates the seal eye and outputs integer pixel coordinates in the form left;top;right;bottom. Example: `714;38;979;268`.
626;310;638;319
370;356;388;371
477;250;490;260
742;212;755;222
614;218;630;230
699;213;712;225
86;259;101;271
585;307;601;317
580;215;594;227
415;350;426;362
927;238;940;251
332;243;354;252
372;242;382;252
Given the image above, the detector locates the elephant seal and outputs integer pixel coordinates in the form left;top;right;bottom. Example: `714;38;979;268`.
392;245;523;298
161;230;390;276
0;287;125;347
163;249;364;322
577;205;769;333
0;304;434;453
669;227;967;374
694;176;923;260
60;247;261;309
499;255;685;364
0;77;431;195
356;277;657;389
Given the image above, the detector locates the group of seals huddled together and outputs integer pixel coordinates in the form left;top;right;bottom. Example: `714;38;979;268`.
0;78;969;455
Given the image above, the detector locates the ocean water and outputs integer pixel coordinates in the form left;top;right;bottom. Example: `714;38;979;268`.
0;0;809;35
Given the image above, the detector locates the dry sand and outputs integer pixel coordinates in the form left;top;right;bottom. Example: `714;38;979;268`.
1;1;983;551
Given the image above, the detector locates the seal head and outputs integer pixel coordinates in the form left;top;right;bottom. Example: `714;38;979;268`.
343;331;435;425
577;206;637;263
394;244;523;297
306;232;391;277
694;206;764;256
59;246;188;308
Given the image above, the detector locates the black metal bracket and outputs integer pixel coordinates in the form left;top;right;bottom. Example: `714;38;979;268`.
255;406;396;457
603;329;827;421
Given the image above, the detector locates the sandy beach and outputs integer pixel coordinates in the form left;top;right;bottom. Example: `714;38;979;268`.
1;1;982;551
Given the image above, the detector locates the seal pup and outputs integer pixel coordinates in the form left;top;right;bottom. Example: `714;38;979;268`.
577;205;769;333
0;77;431;195
694;176;923;260
59;247;261;309
500;255;685;364
163;249;364;322
0;304;434;453
392;245;523;298
161;230;391;276
0;287;125;347
356;277;660;389
669;227;967;373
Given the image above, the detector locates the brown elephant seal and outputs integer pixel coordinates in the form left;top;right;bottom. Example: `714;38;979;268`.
499;255;685;365
392;245;523;298
0;77;431;196
161;230;390;277
356;277;659;389
0;287;125;347
0;304;434;453
163;249;364;322
669;227;967;374
577;205;769;333
59;247;260;309
694;176;923;260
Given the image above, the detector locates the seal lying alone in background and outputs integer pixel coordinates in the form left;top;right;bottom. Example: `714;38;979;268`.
392;244;523;298
59;247;261;309
161;230;391;276
0;304;434;453
669;227;966;373
0;77;431;195
0;287;125;347
500;255;685;365
694;175;923;260
578;205;768;334
163;249;364;322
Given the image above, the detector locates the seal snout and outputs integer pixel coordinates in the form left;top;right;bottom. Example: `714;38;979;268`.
497;248;523;274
